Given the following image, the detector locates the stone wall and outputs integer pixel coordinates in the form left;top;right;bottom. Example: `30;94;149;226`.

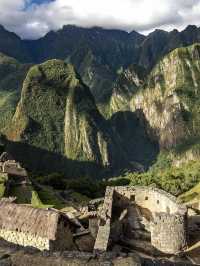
89;217;99;239
94;187;114;251
51;220;74;251
133;187;183;215
2;161;27;177
98;186;188;254
0;220;74;252
114;186;186;215
151;212;187;254
0;229;49;250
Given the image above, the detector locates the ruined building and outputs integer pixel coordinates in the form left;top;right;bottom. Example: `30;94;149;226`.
0;201;76;251
93;186;188;254
0;184;189;257
0;152;30;185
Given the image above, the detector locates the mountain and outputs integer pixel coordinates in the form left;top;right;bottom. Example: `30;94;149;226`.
0;25;200;174
26;26;144;65
0;53;30;131
5;59;134;175
66;45;115;103
138;25;200;70
0;25;30;62
1;24;200;73
25;26;145;103
131;43;200;163
1;24;200;105
109;64;146;116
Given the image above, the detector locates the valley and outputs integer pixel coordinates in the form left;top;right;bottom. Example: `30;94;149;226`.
0;23;200;264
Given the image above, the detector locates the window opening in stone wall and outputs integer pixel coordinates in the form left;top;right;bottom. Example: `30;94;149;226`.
130;195;135;201
145;196;148;200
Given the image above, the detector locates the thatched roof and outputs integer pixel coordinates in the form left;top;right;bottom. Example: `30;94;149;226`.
0;202;71;240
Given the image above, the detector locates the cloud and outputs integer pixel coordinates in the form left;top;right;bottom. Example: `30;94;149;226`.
0;0;200;39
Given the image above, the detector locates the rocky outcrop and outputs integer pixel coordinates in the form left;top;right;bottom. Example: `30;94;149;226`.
107;65;158;169
109;65;146;116
138;25;200;70
64;64;126;168
131;44;200;150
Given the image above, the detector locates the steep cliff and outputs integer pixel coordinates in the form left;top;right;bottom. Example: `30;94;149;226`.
131;44;200;155
0;53;30;131
6;60;129;173
2;24;200;106
66;46;115;104
109;64;146;116
107;65;158;169
64;64;127;168
138;25;200;70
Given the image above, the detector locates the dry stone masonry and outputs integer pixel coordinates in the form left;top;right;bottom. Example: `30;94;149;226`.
0;184;188;258
94;186;188;254
0;201;75;251
94;187;114;251
151;212;187;254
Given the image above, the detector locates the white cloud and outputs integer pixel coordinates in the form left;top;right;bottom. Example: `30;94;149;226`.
0;0;199;39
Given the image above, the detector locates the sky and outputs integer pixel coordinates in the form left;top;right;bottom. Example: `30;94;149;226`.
0;0;200;39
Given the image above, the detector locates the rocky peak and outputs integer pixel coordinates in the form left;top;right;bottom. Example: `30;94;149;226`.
109;64;146;115
131;44;200;149
6;59;130;173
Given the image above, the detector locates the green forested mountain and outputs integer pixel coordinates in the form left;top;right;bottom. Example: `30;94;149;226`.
131;44;200;158
23;25;200;105
4;60;140;176
26;26;144;104
2;24;200;105
8;60;127;166
1;25;200;179
0;53;30;131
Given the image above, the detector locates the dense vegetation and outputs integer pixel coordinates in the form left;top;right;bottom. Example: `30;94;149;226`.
1;25;200;204
123;155;200;196
26;154;200;203
1;24;200;105
0;53;30;131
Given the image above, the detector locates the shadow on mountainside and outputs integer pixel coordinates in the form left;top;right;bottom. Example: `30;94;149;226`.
4;140;109;179
1;110;159;178
109;110;159;170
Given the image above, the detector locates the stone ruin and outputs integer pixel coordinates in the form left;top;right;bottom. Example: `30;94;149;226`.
0;152;30;185
1;185;200;265
0;201;77;251
0;184;188;257
93;186;188;255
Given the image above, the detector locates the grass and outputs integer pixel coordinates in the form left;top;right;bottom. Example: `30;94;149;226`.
0;90;20;130
0;183;6;198
178;182;200;203
36;186;66;209
0;174;8;198
31;190;53;209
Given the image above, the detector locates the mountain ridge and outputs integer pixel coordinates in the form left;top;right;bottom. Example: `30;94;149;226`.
1;25;200;176
0;23;200;105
